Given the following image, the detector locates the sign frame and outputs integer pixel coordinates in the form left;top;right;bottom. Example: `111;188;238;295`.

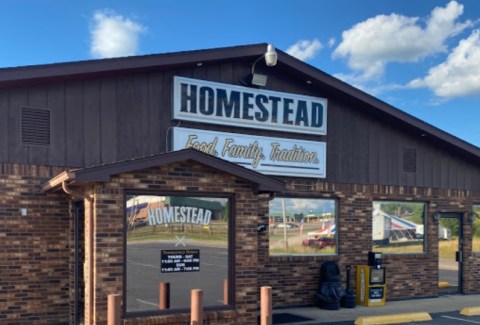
173;76;328;135
173;127;326;178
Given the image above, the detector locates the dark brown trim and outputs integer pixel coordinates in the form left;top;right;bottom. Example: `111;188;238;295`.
43;148;285;193
228;192;236;308
0;44;267;87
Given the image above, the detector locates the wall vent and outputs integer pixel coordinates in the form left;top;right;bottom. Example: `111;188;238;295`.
21;107;51;146
403;147;417;173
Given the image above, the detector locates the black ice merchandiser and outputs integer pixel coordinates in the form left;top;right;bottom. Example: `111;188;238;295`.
315;261;345;310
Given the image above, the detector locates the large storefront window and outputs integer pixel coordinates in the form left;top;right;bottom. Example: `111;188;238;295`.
372;201;426;254
125;194;231;315
473;205;480;253
269;197;337;256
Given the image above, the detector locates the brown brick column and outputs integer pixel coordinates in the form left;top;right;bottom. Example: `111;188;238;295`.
92;187;124;324
84;196;94;324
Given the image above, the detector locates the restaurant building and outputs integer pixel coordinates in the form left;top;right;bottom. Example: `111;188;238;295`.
1;43;479;324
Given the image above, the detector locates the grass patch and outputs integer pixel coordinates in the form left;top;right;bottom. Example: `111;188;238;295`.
439;237;480;257
439;237;459;259
373;240;424;254
127;221;228;242
473;237;480;253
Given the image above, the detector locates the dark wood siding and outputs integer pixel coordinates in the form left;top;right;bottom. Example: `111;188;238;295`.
84;80;101;167
0;89;8;162
9;88;29;162
49;83;67;166
1;60;479;190
100;78;117;163
65;81;84;166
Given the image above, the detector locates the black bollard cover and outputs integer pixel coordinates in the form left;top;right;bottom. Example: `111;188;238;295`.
341;264;356;308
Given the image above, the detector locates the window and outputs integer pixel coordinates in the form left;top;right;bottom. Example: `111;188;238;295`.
269;197;337;256
125;194;231;315
372;201;426;254
473;205;480;253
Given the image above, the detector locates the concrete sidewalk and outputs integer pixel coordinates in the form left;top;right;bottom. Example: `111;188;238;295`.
272;294;480;324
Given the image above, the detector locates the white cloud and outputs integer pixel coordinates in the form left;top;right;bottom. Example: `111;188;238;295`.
334;72;404;96
328;38;336;48
408;30;480;98
286;39;322;61
333;72;371;90
90;9;145;59
333;1;471;79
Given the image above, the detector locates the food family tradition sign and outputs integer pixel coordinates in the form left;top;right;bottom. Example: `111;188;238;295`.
173;127;326;178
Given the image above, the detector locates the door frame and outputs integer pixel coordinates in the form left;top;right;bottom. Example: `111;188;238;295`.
73;200;85;324
437;212;463;295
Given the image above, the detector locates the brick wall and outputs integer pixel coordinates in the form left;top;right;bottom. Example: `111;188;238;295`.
82;164;480;323
462;210;480;294
2;160;479;324
258;180;480;307
0;164;70;324
86;162;261;324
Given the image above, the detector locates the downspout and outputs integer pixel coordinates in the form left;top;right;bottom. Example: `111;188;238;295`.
257;192;276;202
73;201;81;325
62;182;94;325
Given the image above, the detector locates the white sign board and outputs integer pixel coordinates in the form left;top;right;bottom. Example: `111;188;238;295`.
173;127;326;178
173;76;327;135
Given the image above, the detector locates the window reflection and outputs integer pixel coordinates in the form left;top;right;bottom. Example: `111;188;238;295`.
269;197;337;256
372;201;426;254
473;205;480;252
125;194;230;314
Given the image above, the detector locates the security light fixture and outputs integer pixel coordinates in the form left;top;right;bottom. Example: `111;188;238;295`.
469;212;478;222
264;44;278;67
258;223;268;233
248;44;278;87
433;212;441;221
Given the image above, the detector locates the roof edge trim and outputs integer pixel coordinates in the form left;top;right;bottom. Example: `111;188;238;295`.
43;148;285;194
42;171;75;192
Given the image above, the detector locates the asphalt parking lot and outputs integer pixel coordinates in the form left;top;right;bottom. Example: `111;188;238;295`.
429;312;480;324
274;294;480;325
325;311;480;325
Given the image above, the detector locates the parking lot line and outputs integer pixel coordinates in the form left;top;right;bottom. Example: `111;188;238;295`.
441;315;480;324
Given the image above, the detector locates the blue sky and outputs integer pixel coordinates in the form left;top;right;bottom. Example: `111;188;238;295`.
1;1;479;147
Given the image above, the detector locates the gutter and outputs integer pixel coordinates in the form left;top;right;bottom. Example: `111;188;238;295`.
61;181;94;325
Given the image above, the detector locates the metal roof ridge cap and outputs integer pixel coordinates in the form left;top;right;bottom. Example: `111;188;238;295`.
0;43;269;84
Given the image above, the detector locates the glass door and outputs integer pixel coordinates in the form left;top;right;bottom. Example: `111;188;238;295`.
438;213;463;294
